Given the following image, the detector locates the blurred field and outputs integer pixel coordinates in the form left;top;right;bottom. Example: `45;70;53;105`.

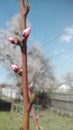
0;110;73;130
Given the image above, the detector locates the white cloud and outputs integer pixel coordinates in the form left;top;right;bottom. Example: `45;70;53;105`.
60;25;73;42
53;49;66;56
60;35;72;42
65;25;73;35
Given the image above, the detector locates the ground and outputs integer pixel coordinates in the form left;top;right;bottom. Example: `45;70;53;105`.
0;110;73;130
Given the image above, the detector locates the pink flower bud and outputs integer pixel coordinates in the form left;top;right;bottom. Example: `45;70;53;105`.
11;64;20;73
22;26;31;38
28;83;33;89
8;37;15;44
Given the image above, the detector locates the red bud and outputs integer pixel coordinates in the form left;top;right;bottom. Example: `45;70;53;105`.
11;64;20;73
22;26;31;38
8;37;15;44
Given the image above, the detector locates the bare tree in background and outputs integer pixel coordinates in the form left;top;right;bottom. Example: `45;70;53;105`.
0;14;55;90
28;44;55;90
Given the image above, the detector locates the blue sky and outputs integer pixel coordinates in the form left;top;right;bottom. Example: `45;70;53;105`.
0;0;73;83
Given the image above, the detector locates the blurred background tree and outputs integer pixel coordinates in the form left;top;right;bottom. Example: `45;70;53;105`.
0;14;56;92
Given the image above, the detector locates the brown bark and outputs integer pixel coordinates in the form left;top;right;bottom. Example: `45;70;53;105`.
19;0;30;130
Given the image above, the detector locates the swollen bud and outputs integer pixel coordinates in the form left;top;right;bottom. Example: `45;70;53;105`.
30;93;36;104
26;0;29;7
22;26;31;38
8;36;21;45
11;64;20;73
8;37;15;44
28;83;33;90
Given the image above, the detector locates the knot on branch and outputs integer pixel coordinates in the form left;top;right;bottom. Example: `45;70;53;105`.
24;5;30;16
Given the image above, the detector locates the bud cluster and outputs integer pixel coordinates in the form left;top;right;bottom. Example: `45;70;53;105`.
8;27;31;47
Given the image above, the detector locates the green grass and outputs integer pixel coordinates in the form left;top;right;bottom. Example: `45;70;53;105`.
0;110;73;130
